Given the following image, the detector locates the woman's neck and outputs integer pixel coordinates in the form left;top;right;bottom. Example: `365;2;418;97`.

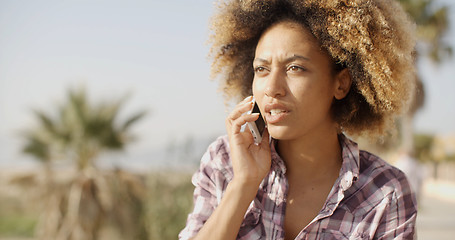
277;128;342;181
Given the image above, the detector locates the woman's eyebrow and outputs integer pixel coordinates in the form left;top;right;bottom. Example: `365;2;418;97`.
253;54;310;64
253;58;270;64
287;54;310;62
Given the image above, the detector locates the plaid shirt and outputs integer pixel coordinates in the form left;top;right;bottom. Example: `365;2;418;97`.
179;134;417;239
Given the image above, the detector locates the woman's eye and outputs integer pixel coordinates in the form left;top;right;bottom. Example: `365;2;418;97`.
288;65;305;72
254;66;267;73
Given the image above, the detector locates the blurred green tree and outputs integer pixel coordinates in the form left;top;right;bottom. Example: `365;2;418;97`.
398;0;452;151
23;87;146;170
413;133;435;162
398;0;452;63
21;87;147;240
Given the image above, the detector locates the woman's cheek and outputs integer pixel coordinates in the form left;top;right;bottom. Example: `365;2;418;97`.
252;77;266;97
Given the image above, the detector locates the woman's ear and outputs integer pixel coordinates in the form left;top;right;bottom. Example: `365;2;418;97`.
334;68;352;100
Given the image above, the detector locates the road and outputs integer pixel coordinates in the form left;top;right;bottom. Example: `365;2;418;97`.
417;179;455;240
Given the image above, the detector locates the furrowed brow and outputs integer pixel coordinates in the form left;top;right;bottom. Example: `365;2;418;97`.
254;55;310;64
286;54;310;62
253;58;270;64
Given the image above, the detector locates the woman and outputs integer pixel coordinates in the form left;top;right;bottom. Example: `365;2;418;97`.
180;0;417;239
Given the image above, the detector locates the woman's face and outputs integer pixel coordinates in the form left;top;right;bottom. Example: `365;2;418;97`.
252;21;342;141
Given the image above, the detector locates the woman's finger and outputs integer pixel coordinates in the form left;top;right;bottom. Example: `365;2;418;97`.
226;96;254;131
227;97;253;121
230;113;259;135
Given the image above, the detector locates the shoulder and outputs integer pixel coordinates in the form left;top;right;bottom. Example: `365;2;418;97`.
340;150;417;239
342;150;417;219
357;150;415;200
359;150;406;182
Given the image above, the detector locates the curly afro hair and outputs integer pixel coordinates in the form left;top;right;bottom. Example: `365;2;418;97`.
208;0;416;137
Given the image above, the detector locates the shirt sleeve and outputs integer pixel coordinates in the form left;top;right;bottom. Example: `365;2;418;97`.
178;137;231;240
374;172;418;240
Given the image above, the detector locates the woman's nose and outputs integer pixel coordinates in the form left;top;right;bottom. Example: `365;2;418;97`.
264;70;286;98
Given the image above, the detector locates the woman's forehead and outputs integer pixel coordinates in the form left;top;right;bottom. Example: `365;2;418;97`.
255;21;329;60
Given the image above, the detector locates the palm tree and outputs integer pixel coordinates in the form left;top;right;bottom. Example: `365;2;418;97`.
399;0;452;63
21;87;147;240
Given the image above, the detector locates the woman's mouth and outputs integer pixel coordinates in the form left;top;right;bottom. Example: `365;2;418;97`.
270;109;287;116
264;104;290;124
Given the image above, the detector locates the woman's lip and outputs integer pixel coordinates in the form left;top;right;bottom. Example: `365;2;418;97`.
264;103;290;113
264;103;290;124
265;111;290;124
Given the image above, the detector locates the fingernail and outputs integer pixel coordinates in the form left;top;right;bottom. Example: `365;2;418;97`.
243;96;253;101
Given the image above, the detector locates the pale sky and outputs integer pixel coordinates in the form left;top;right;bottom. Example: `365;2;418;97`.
1;0;454;168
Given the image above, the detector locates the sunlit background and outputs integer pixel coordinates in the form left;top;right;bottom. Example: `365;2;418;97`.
0;0;229;171
0;0;454;239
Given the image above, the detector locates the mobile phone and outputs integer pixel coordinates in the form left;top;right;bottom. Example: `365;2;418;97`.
247;100;266;144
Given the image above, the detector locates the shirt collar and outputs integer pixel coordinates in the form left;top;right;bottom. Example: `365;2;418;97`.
337;134;360;191
269;138;287;174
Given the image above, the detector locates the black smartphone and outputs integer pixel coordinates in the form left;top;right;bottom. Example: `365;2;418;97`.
247;100;266;144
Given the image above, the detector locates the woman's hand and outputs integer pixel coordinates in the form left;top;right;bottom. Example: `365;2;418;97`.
190;96;272;240
225;96;272;188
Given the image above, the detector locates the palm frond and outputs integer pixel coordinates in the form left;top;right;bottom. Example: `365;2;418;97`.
21;132;51;162
32;109;57;135
121;111;147;132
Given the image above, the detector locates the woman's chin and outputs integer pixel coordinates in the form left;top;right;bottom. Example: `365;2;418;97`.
267;125;295;140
